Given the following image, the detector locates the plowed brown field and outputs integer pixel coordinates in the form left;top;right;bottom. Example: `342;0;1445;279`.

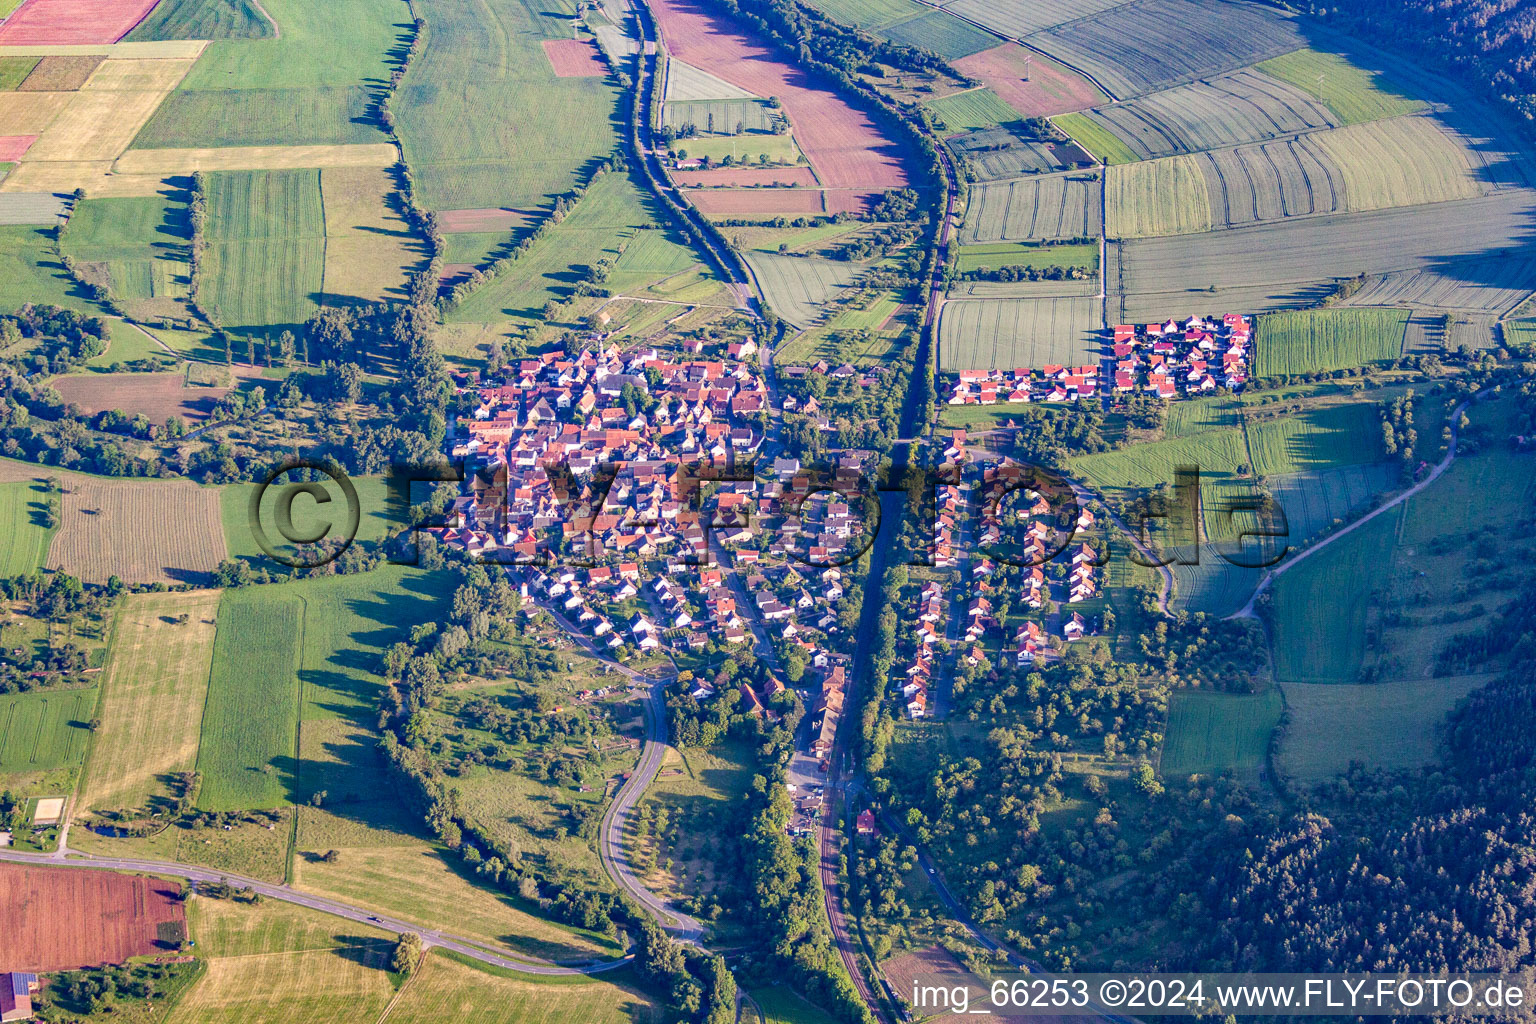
952;44;1104;118
0;0;163;44
0;864;186;971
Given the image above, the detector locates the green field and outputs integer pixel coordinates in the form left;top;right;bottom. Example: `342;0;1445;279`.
753;984;841;1024
61;194;193;311
396;0;622;212
451;171;701;322
0;689;98;774
126;0;275;40
675;132;802;165
1315;116;1481;213
1105;155;1211;238
1277;676;1486;786
200;169;325;329
0;479;55;577
800;0;923;28
1254;308;1410;376
1258;48;1426;126
0;225;108;315
745;252;862;331
1052;111;1139;164
926;88;1022;133
386;952;658;1024
0;56;38;91
220;473;396;563
1163;395;1240;438
130;0;399;148
1161;688;1282;789
954;241;1098;273
1503;319;1536;347
663;98;779;135
196;590;304;810
878;9;996;58
1244;401;1384;476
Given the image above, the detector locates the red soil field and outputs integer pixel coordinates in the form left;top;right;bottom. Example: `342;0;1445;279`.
438;262;477;284
689;188;827;216
0;865;186;972
0;0;163;44
53;371;232;424
648;0;912;190
542;38;607;78
437;208;534;233
674;165;818;187
0;135;38;161
952;44;1104;118
821;189;883;215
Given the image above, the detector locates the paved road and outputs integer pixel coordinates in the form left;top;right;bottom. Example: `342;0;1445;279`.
0;848;629;975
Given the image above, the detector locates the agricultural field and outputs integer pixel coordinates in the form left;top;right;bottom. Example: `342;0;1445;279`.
76;590;220;816
0;688;98;775
1253;307;1410;376
319;164;420;305
925;88;1021;134
130;0;397;149
961;170;1100;243
943;0;1130;38
0;224;107;313
59;192;192;319
0;865;184;973
0;477;55;576
877;10;996;59
745;251;862;329
949;125;1086;179
1312;115;1483;212
938;295;1102;370
45;475;227;584
1263;461;1400;547
1059;70;1337;163
1104;155;1210;238
953;241;1097;273
126;0;275;40
1257;48;1426;127
293;841;624;962
1110;190;1536;323
1024;0;1305;100
662;56;757;103
1194;135;1343;230
50;371;231;424
396;0;622;214
195;588;303;811
1340;260;1536;317
951;43;1105;120
0;57;39;91
200;167;325;330
1277;676;1487;786
1163;394;1241;438
451;171;701;323
753;984;842;1024
673;131;801;165
1160;688;1282;789
1243;402;1385;477
386;953;661;1024
168;941;395;1024
662;97;779;134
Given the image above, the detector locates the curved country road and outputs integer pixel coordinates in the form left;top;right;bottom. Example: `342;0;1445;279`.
0;847;627;975
1229;381;1525;620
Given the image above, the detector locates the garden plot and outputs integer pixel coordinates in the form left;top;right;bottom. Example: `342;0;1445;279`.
962;170;1100;243
1060;69;1336;163
938;295;1102;370
1024;0;1305;100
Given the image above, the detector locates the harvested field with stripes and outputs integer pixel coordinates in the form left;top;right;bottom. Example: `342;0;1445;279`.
15;54;101;90
1253;308;1410;376
200;167;325;328
945;0;1134;39
1060;70;1337;163
878;10;995;59
1109;190;1536;321
1105;155;1209;238
650;0;913;190
1339;260;1536;315
319;164;420;305
0;189;63;222
949;126;1091;179
662;56;756;102
113;142;398;174
962;170;1101;243
0;90;69;135
1312;115;1482;212
950;44;1104;119
663;97;778;134
46;475;226;583
1195;135;1342;229
938;295;1102;370
746;251;861;328
1025;0;1305;99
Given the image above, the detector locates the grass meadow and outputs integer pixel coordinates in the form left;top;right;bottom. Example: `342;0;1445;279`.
130;0;403;148
1257;48;1426;126
1243;401;1384;476
0;478;55;577
1254;308;1410;376
200;169;326;330
0;688;98;775
127;0;275;40
1160;688;1281;789
0;225;108;315
1052;111;1139;164
954;241;1098;273
77;590;220;816
386;952;660;1024
926;88;1022;132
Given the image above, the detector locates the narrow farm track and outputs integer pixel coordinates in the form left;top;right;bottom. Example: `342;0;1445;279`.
1229;379;1530;619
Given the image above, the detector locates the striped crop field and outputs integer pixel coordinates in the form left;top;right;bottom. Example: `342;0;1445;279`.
1243;401;1386;476
1105;155;1211;238
939;295;1102;370
926;88;1022;133
962;171;1100;243
194;590;303;811
1257;48;1426;126
1254;308;1410;376
1312;115;1483;213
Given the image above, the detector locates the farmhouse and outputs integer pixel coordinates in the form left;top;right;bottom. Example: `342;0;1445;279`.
0;974;38;1023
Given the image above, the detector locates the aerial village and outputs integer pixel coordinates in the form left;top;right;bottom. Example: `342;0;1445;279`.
945;313;1252;406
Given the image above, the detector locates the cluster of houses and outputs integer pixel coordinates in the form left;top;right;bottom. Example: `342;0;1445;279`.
1112;314;1251;398
942;313;1252;405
